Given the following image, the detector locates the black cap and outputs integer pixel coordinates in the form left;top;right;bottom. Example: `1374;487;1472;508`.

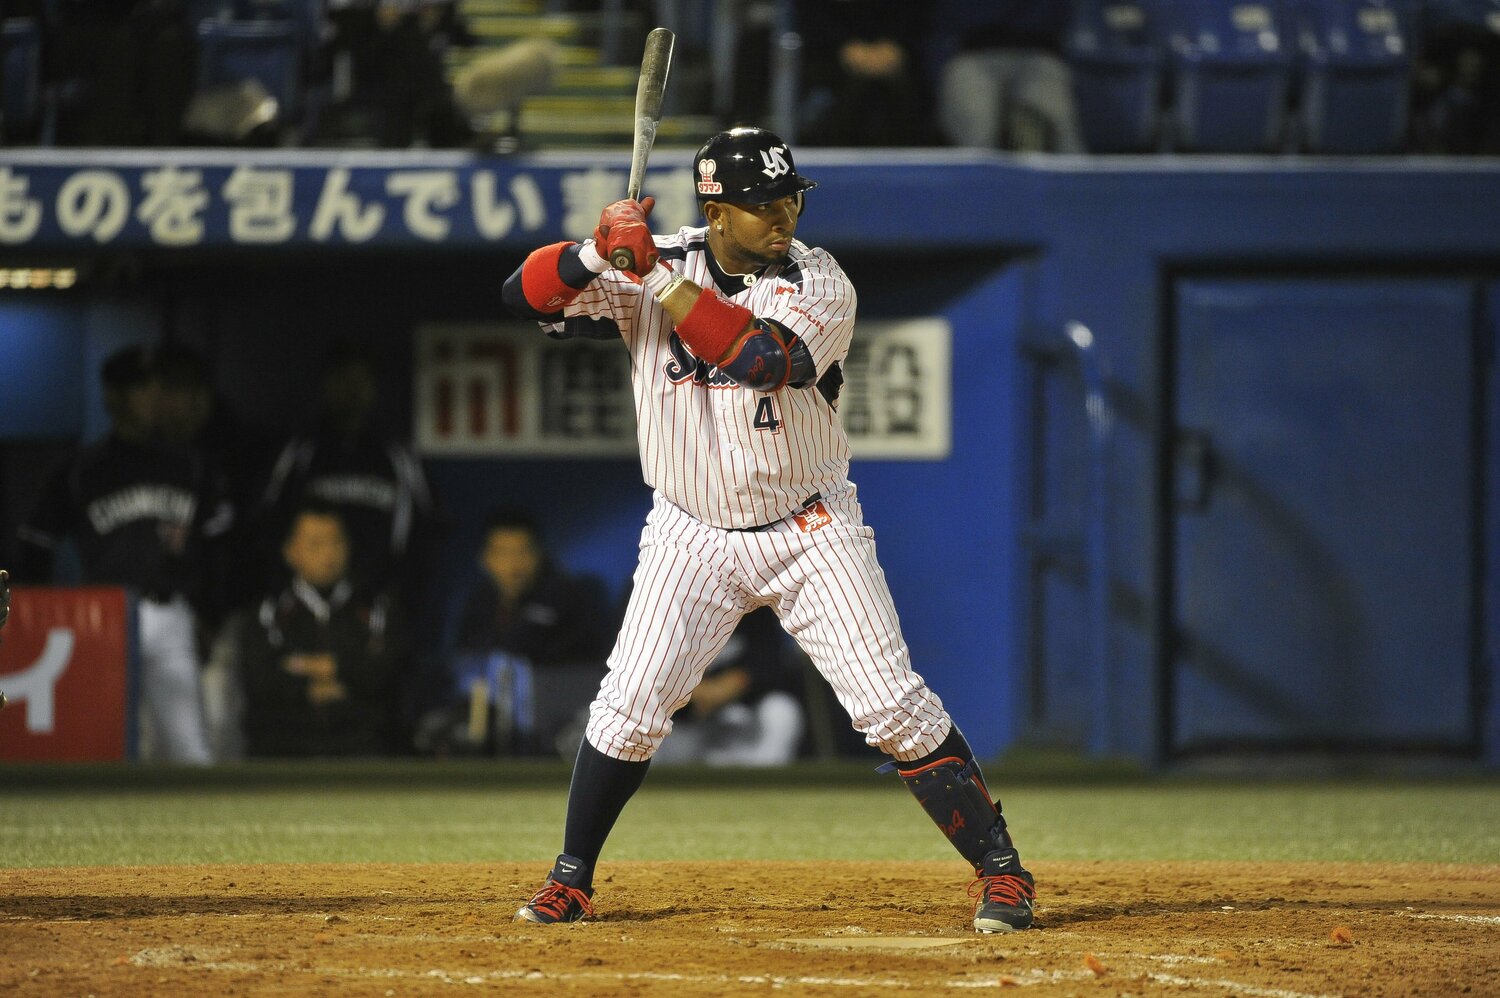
100;344;156;391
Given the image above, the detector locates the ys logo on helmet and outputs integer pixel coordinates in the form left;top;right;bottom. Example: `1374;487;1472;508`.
760;147;791;180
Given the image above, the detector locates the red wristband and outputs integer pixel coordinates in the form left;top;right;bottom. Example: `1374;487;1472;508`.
677;287;755;364
520;241;581;313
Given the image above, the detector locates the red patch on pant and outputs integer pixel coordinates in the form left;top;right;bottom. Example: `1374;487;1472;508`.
793;500;832;533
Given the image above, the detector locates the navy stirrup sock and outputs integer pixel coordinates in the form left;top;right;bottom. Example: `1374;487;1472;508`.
560;739;651;885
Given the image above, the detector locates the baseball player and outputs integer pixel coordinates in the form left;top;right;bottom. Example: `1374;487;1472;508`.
16;346;224;764
502;127;1035;933
260;343;434;596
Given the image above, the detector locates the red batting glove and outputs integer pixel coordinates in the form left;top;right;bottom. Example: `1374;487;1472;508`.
593;196;655;248
605;219;660;278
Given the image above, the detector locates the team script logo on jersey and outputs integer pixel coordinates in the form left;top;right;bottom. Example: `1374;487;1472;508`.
663;332;737;388
697;158;722;195
86;485;196;535
310;474;398;511
760;147;791;180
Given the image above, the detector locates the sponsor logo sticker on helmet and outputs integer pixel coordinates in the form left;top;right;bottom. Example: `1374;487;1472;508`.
697;158;722;195
760;147;791;180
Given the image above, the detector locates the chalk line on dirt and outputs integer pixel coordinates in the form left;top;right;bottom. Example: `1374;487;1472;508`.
1401;912;1500;926
124;946;1352;996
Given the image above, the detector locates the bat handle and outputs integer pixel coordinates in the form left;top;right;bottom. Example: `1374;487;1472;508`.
610;185;643;271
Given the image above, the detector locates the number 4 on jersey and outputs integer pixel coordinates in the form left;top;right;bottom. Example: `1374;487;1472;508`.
753;396;782;433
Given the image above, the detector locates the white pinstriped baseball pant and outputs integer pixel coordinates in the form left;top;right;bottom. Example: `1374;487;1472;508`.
585;481;953;763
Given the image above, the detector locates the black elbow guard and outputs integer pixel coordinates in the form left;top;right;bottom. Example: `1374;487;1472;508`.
718;319;812;392
717;316;822;390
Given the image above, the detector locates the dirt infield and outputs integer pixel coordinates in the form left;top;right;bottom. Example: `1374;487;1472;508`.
3;860;1496;996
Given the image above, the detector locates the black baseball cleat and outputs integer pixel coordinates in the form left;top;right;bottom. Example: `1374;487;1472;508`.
969;846;1036;933
516;854;595;924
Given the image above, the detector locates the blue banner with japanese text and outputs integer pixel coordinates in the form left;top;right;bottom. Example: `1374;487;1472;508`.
0;151;707;250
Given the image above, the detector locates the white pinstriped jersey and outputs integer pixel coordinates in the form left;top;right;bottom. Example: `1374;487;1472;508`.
541;225;857;530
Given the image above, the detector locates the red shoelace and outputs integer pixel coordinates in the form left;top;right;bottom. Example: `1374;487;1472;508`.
527;881;595;920
967;873;1036;909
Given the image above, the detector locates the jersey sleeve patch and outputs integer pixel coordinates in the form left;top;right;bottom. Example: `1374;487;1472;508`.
764;253;856;378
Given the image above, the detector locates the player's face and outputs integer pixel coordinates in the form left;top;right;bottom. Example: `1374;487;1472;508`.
283;513;349;589
157;381;210;445
481;528;542;602
711;195;800;271
106;380;162;440
322;360;376;432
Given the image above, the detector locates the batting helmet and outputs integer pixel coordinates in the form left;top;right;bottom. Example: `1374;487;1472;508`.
693;127;817;211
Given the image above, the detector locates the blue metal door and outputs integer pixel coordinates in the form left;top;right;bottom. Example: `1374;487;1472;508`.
1170;278;1477;753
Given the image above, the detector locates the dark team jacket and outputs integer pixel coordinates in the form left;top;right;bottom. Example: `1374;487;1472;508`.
17;434;232;602
260;428;433;590
449;567;610;669
237;577;403;757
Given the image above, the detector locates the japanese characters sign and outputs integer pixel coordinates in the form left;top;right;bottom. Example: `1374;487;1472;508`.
414;319;951;459
0;586;135;762
0;155;700;248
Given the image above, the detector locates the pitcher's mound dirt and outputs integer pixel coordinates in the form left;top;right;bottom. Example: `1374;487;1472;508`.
3;860;1497;996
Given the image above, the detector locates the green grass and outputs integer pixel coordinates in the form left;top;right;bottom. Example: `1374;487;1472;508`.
1;761;1496;868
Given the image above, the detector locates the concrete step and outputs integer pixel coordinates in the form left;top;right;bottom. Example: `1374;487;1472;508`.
521;94;635;117
459;0;543;15
445;42;605;71
516;109;718;146
555;65;641;91
471;105;715;148
467;14;584;43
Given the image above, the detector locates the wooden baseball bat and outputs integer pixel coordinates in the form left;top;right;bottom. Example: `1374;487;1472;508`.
612;27;675;271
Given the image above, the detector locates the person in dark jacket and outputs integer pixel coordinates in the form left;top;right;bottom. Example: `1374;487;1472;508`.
238;501;404;756
17;344;226;764
450;506;608;667
417;507;609;756
260;341;435;598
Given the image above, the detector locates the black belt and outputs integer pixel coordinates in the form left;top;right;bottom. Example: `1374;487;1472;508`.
729;493;822;533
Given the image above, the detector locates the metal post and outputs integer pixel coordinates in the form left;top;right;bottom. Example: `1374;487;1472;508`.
769;0;800;142
1062;321;1116;757
600;0;626;65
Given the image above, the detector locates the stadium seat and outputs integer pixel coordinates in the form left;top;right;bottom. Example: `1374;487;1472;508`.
185;0;234;28
1166;0;1295;152
1421;0;1500;32
1294;0;1412;153
197;20;303;120
1066;0;1166;152
1412;0;1500;153
234;0;326;56
1;17;42;140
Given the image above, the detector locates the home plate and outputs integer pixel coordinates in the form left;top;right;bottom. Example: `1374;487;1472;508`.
780;937;970;950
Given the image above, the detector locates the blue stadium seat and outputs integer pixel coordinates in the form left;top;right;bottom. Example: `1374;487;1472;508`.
185;0;234;28
1066;0;1166;152
234;0;326;55
1;18;42;139
1166;0;1295;152
197;20;303;119
1294;0;1412;153
1421;0;1500;32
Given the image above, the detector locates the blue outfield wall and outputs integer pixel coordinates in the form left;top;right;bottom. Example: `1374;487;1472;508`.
1;149;1497;763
